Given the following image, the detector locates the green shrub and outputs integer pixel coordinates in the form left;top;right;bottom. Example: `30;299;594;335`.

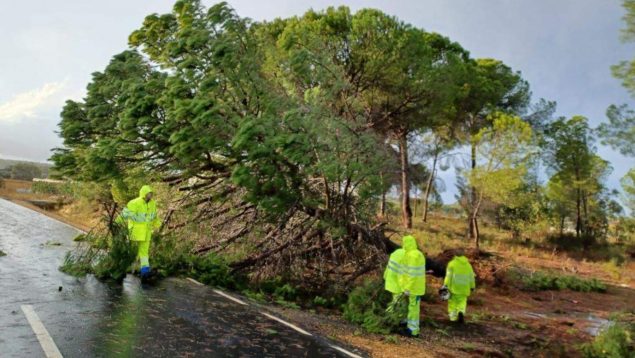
244;290;267;302
313;296;328;306
32;181;78;198
150;234;194;276
508;268;607;293
189;253;237;288
274;283;298;302
581;321;634;358
60;223;136;282
342;280;407;334
312;295;340;308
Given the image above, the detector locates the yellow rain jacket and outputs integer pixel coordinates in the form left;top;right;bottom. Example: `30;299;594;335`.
384;235;426;295
444;256;475;296
120;185;160;242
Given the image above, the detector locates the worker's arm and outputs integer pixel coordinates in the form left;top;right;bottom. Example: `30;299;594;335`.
443;264;453;288
115;201;135;225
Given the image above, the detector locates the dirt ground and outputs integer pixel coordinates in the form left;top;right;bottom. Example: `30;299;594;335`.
266;242;635;358
270;273;634;357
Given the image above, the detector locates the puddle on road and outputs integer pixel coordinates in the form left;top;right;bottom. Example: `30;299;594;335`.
522;312;547;319
521;311;613;336
584;314;612;336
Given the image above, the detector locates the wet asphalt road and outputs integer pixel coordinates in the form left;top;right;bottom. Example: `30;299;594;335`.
0;199;363;358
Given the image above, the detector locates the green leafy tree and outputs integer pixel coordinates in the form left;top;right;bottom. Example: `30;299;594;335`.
453;58;532;241
543;116;613;242
613;0;635;98
464;112;534;249
496;170;544;241
418;127;457;222
52;1;402;288
10;163;42;181
597;104;635;157
265;7;471;228
622;168;635;214
601;1;635;157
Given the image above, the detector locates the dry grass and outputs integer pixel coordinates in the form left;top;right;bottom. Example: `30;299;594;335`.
384;211;634;289
0;179;98;232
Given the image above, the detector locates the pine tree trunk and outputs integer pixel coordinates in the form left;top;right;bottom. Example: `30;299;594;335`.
468;143;479;243
399;134;412;229
576;189;582;239
413;189;418;218
380;191;386;218
560;215;565;236
422;152;438;223
379;172;386;218
582;192;589;237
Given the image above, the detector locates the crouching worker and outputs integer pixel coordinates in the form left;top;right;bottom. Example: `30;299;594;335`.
440;251;475;324
116;185;160;279
384;235;426;337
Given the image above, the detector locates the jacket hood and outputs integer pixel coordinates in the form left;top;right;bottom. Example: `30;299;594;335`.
402;235;418;251
139;185;153;199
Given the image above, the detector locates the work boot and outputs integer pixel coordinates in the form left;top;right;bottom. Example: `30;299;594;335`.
458;312;465;324
398;328;419;338
140;266;152;279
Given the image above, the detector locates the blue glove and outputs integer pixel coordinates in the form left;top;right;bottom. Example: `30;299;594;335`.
140;266;151;278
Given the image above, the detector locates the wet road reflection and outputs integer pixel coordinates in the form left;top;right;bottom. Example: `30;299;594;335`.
0;199;359;357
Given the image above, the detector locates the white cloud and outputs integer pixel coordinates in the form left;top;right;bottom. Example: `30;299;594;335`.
0;81;67;123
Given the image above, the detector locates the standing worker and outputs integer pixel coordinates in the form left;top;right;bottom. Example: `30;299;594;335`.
440;250;475;324
118;185;160;279
383;235;426;337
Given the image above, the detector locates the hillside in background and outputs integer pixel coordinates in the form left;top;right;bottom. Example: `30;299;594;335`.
0;158;52;179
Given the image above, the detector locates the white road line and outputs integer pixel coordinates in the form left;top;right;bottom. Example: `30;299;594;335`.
330;345;363;358
21;305;63;358
213;289;248;306
185;277;357;355
261;312;312;336
186;277;203;285
53;219;86;234
185;278;248;306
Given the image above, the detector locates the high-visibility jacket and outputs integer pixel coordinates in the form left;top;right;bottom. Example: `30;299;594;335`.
384;248;405;293
444;256;475;296
119;185;160;242
384;235;426;295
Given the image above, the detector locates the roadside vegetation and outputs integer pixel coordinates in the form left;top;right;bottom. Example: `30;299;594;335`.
581;314;635;358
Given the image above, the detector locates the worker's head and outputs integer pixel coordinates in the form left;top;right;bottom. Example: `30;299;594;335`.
402;235;418;251
454;248;466;257
139;185;154;203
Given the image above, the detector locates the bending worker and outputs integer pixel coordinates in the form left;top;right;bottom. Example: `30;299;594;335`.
383;235;426;337
118;185;160;278
441;251;475;324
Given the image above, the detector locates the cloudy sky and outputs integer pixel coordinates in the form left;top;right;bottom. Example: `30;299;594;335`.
0;0;632;203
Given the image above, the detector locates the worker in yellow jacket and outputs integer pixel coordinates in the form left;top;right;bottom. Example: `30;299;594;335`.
117;185;160;278
383;235;426;337
441;252;475;324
